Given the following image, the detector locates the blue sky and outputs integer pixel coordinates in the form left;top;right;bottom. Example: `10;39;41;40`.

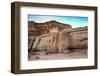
28;15;88;28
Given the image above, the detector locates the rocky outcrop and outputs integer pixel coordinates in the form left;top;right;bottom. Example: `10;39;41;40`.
67;27;88;49
28;21;88;54
28;20;72;36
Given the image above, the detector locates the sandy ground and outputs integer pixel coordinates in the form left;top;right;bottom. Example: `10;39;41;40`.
28;49;87;61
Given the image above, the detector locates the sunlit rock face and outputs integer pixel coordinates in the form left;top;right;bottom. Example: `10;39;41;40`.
28;21;88;54
67;28;88;50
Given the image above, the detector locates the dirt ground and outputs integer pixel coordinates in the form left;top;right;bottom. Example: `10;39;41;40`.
28;49;88;61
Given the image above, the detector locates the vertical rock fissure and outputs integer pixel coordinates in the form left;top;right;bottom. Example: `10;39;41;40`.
30;38;35;52
67;32;73;50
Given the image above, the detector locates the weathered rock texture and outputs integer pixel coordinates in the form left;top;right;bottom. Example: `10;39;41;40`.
28;21;88;54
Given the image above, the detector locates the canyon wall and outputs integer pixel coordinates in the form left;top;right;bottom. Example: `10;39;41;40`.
28;21;88;54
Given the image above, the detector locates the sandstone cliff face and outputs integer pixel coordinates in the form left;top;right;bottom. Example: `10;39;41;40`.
28;21;88;54
28;21;71;36
67;28;88;49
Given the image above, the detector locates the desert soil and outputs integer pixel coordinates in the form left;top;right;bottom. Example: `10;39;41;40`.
28;49;88;61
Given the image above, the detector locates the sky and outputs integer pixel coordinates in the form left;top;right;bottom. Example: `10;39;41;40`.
28;15;88;28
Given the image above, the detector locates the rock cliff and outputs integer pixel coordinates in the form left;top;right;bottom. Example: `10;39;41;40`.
28;21;88;54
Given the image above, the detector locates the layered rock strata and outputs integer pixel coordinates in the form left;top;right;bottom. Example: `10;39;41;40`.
28;21;88;54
